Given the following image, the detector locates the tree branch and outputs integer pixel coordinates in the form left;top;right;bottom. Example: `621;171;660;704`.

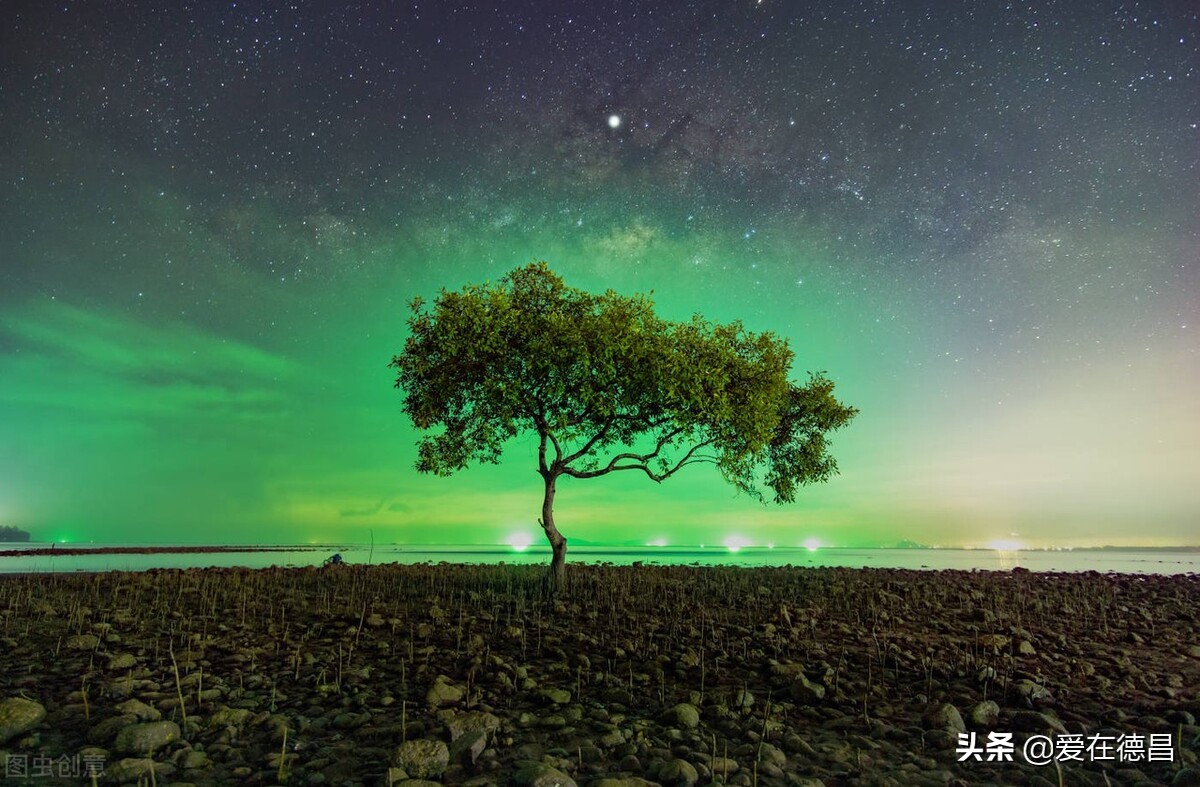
561;430;719;481
562;416;615;465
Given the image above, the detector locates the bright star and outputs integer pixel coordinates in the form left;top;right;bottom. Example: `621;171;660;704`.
608;114;621;129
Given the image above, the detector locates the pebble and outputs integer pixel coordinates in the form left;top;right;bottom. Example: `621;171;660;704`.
0;697;46;744
393;738;450;779
513;763;577;787
113;720;181;755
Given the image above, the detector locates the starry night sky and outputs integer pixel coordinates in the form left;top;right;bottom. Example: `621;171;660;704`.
1;1;1197;548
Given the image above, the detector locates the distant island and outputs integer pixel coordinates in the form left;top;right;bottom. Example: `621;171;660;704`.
0;526;31;543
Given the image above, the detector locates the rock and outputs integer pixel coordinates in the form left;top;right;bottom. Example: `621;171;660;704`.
969;700;1000;728
593;780;657;787
1010;710;1068;735
107;653;138;670
208;707;253;728
0;697;46;744
922;703;966;734
426;676;464;707
709;756;739;776
659;757;699;786
450;728;488;764
1165;710;1196;726
445;710;501;740
113;720;181;755
65;633;100;650
514;763;576;787
756;742;787;766
1018;640;1037;655
1012;679;1052;706
661;703;701;729
790;674;825;704
114;699;161;722
178;749;212;769
541;687;571;704
734;689;754;710
103;758;176;784
393;738;450;779
1173;768;1200;787
88;714;137;745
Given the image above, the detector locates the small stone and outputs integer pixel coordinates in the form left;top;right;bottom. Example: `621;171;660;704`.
114;699;161;722
661;703;701;729
709;756;739;776
445;710;501;740
756;742;787;766
393;738;450;779
108;653;138;670
1010;710;1068;735
513;763;576;787
790;674;825;704
208;707;253;728
450;729;488;764
426;676;464;707
0;698;46;744
114;720;181;755
1012;679;1052;705
103;758;176;784
179;749;212;769
1018;640;1037;655
659;758;699;786
1165;710;1196;726
65;633;100;651
922;703;966;734
969;700;1000;728
540;687;571;705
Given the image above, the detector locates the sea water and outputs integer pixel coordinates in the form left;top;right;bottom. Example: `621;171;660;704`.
1;544;1197;575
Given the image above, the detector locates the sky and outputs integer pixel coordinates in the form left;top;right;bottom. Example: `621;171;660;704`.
1;0;1197;549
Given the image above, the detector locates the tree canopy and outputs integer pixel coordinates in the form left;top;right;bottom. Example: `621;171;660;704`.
391;262;857;577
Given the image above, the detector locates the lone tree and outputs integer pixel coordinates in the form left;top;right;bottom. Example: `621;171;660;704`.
391;262;857;584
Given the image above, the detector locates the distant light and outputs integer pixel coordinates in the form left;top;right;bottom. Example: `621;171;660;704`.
724;535;751;553
987;539;1024;552
507;533;532;552
803;538;820;552
766;542;775;549
647;538;668;547
608;114;621;129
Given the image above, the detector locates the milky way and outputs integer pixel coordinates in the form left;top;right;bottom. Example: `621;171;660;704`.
1;1;1197;547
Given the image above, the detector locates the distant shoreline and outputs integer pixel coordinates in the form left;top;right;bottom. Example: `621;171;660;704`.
0;545;325;557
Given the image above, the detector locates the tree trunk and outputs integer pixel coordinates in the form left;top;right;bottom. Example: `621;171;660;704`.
540;472;567;590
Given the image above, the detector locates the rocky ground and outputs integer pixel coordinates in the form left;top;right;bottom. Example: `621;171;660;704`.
0;563;1198;786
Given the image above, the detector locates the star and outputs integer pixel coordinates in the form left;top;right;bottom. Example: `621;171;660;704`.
608;114;621;129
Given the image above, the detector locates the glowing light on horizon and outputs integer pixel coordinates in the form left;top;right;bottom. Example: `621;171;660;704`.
803;538;821;552
987;539;1025;551
647;538;668;547
507;532;532;552
723;535;751;553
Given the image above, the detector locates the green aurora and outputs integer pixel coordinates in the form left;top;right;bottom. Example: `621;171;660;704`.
1;2;1197;549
